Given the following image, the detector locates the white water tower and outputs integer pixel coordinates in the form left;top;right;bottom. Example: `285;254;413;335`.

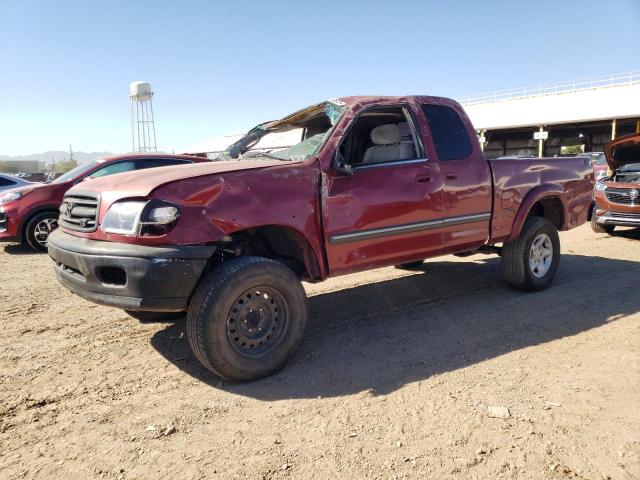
129;81;157;153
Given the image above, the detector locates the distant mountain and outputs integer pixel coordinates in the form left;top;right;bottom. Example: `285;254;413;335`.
0;151;116;166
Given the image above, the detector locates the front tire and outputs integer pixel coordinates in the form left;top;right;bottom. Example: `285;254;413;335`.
25;212;58;252
501;216;560;292
186;257;308;382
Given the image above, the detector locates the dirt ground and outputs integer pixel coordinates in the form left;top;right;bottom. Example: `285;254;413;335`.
0;225;639;480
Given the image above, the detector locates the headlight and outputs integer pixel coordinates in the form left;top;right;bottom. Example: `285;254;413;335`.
141;200;181;225
594;182;607;192
101;201;146;235
100;199;181;236
0;191;22;204
139;200;181;236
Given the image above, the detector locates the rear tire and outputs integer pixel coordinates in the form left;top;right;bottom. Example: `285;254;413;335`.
501;216;560;292
590;206;615;234
186;256;308;382
395;260;424;270
25;212;58;252
124;310;184;322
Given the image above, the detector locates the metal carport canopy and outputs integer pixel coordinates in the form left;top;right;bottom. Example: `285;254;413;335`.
462;75;640;131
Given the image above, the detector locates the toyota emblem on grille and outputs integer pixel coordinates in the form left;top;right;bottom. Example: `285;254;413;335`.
630;189;639;201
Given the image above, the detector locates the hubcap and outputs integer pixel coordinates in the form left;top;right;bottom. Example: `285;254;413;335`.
529;233;553;278
226;286;288;358
33;218;58;246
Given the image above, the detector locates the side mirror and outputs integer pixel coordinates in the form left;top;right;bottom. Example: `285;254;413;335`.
333;150;354;176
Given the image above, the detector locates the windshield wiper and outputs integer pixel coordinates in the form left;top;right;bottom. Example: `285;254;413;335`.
242;150;290;161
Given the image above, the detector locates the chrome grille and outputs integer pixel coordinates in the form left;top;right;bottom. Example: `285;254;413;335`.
605;187;640;206
58;193;100;232
0;210;7;232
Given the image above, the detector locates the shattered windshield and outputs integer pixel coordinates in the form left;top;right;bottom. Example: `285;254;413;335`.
242;130;331;162
220;100;345;162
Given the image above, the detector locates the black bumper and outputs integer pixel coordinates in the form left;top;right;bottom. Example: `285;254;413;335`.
48;229;215;312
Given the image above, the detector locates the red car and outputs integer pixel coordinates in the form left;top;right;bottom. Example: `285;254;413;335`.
579;152;609;181
48;96;593;381
0;154;206;251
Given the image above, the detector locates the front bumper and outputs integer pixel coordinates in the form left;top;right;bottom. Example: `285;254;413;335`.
596;211;640;227
48;229;216;312
0;208;19;242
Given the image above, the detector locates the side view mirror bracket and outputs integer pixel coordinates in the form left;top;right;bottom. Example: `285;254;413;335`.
333;150;353;176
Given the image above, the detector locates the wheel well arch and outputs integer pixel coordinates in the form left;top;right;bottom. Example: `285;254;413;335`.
526;196;564;229
212;224;322;281
509;191;565;242
20;206;60;240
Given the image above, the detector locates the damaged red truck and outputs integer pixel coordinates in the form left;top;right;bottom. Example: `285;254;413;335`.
48;96;593;381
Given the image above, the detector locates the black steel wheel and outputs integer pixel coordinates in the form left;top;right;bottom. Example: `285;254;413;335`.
226;286;289;358
186;256;308;382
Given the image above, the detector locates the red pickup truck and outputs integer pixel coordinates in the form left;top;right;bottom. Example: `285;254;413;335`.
0;154;206;251
48;96;593;381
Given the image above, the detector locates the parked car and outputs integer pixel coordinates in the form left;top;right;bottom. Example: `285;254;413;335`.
578;152;608;181
0;173;36;192
48;96;593;381
591;133;640;234
0;154;207;251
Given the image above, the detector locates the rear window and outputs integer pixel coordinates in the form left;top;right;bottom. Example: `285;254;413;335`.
422;104;473;161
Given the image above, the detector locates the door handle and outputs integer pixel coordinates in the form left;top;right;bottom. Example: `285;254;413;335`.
445;173;458;181
416;175;432;183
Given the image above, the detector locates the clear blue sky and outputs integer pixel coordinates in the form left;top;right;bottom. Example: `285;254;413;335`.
1;0;639;155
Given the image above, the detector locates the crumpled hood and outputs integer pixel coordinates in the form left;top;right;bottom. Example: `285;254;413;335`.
605;133;640;170
68;159;283;198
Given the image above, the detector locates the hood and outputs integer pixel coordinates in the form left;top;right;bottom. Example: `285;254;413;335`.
605;133;640;170
70;159;284;198
0;182;52;199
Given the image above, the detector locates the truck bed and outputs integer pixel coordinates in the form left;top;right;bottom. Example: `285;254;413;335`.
487;156;594;243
